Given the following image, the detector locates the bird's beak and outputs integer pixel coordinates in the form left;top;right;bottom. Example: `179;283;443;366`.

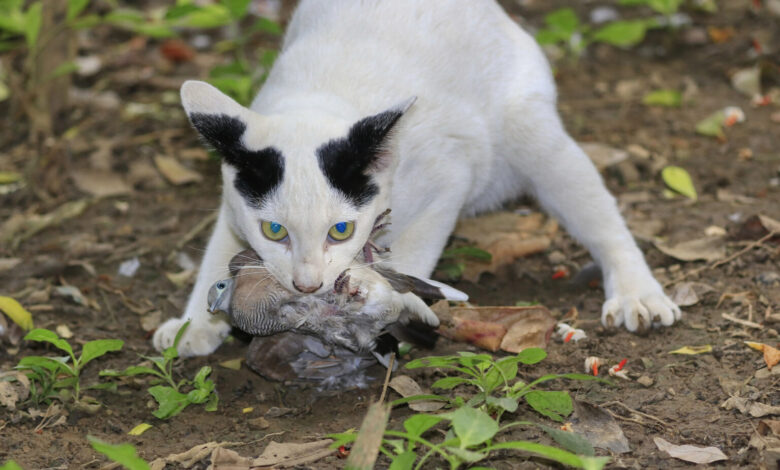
208;298;221;315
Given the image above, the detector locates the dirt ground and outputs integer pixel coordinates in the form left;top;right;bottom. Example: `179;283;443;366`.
1;0;779;468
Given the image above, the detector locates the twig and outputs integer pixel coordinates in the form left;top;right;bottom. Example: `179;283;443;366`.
664;231;777;287
601;401;669;429
721;313;763;329
167;212;219;263
378;353;395;404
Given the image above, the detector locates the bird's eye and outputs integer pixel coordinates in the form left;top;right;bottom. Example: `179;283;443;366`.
328;221;355;242
216;282;226;290
261;221;288;242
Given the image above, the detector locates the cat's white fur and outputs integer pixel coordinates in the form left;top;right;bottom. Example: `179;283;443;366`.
154;0;681;356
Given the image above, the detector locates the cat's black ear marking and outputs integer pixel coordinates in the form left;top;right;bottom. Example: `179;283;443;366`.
188;113;284;208
180;80;284;207
317;98;415;207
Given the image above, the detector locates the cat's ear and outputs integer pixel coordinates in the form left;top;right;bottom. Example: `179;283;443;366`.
317;98;415;207
180;80;252;151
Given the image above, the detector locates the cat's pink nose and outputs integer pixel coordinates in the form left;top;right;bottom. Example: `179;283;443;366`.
293;281;323;293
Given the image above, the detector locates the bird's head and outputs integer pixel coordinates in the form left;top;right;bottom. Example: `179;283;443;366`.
207;278;235;314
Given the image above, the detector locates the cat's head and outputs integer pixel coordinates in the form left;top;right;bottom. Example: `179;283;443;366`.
180;81;412;295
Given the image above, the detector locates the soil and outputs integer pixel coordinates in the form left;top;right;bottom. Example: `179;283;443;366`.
1;0;779;468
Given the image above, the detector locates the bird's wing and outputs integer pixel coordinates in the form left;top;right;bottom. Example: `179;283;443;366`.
229;249;264;276
374;266;468;301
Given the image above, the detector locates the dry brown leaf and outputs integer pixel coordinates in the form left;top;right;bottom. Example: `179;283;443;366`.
571;400;631;454
654;236;726;262
154;155;203;185
0;258;22;272
346;402;390;469
749;420;780;450
71;169;132;197
149;441;240;470
671;283;699;307
654;437;728;464
438;305;556;353
0;371;30;410
580;142;629;171
388;375;445;412
746;342;780;371
722;396;780;417
251;440;334;468
140;311;162;332
758;214;780;233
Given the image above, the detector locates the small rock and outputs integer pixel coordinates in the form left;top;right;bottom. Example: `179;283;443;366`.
637;375;654;387
265;406;294;418
248;416;270;430
756;272;780;286
118;257;140;278
547;250;566;265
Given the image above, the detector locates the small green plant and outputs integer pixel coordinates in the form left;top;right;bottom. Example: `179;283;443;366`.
15;328;123;407
101;322;218;419
88;436;150;470
0;460;24;470
436;245;491;280
331;349;609;469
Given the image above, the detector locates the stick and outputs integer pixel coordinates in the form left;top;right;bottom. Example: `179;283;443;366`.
721;313;763;329
601;401;669;428
378;353;395;404
664;231;777;287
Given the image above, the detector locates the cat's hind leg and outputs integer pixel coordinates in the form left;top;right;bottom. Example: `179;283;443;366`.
152;209;245;356
501;96;680;331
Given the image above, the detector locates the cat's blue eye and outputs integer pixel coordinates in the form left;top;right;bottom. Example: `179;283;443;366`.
261;221;288;241
328;221;355;242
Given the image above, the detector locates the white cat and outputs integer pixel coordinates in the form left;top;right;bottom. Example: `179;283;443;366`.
154;0;681;356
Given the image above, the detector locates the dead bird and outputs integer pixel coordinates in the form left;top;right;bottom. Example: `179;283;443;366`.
207;249;467;353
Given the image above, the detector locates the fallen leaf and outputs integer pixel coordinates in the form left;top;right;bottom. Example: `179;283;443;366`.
642;89;682;107
160;39;195;63
54;285;88;306
165;269;194;287
695;110;726;138
708;25;735;43
0;296;33;330
1;199;89;249
580;142;629;171
252;440;334;468
388;375;445;412
128;423;153;436
219;358;243;370
731;67;761;97
0;257;22;272
722;396;780;417
654;236;725;262
671;283;699;307
0;171;22;184
716;189;757;205
149;441;240;470
71;169;132;198
570;400;630;454
749;420;780;450
758;214;780;233
661;166;697;200
154;155;203;185
670;345;712;355
346;402;390;470
0;371;30;410
653;437;727;464
140;311;162;332
745;342;780;371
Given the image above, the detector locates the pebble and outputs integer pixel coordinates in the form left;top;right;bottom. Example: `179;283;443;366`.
637;375;654;387
248;417;270;430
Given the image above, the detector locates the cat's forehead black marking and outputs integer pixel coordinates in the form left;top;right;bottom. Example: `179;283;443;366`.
316;109;404;208
189;113;284;208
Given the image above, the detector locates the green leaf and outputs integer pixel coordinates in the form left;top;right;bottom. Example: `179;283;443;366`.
403;414;443;439
327;431;358;448
69;13;100;29
642;89;682;107
440;246;492;262
388;451;416;470
88;436;150;470
695;110;725;139
516;348;547;365
173;4;232;28
486;396;518;413
544;8;579;35
79;339;123;369
208;76;253;105
0;7;26;35
405;355;460;369
192;366;212;388
538;424;595;456
251;17;282;35
592;20;647;47
24;329;73;357
67;0;89;21
648;0;683;15
49;61;78;79
23;2;41;49
204;391;218;412
444;407;498;448
390;394;449;408
455;352;493;368
661;166;697;200
100;365;161;378
445;447;487;463
431;377;469;390
17;355;69;372
222;0;251;19
485;441;609;469
164;4;200;20
148;385;191;419
524;390;573;422
0;461;24;470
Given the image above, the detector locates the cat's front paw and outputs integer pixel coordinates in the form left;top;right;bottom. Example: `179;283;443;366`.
601;290;681;332
152;317;231;357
